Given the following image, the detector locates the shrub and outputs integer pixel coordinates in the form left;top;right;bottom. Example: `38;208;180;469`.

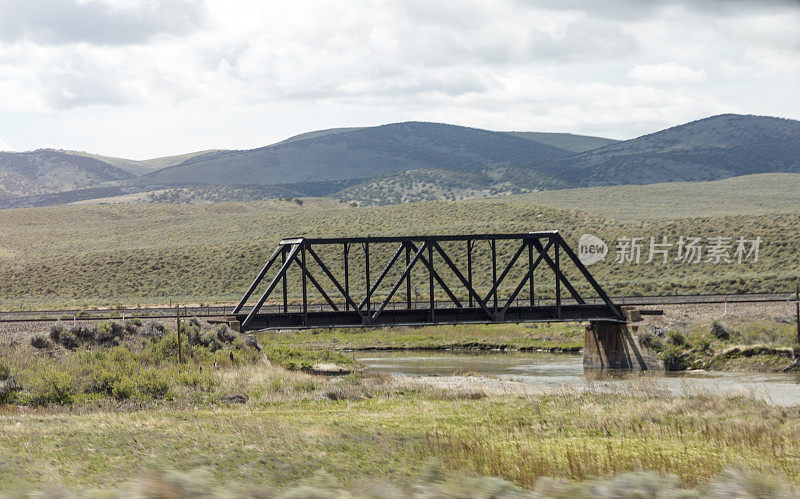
49;322;66;341
215;324;234;343
95;321;125;343
0;359;10;381
710;319;730;340
30;334;49;349
141;321;166;340
70;324;96;341
136;371;170;399
244;335;262;352
666;330;686;346
660;343;688;371
200;331;221;352
59;332;78;350
26;365;74;405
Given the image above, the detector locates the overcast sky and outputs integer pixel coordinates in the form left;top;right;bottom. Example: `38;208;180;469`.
0;0;797;159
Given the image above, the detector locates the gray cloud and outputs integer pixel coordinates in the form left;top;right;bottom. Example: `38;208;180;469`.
519;0;800;19
0;0;206;46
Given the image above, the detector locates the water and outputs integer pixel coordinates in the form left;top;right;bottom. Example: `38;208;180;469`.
354;350;800;406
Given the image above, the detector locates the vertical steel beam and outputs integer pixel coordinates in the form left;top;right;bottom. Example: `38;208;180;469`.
281;246;288;313
467;239;473;308
301;242;308;326
491;239;497;313
428;240;435;320
364;242;371;315
405;242;411;309
343;243;350;311
555;238;561;319
528;240;534;307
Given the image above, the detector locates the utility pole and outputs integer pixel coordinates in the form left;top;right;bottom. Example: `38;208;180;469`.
176;305;183;364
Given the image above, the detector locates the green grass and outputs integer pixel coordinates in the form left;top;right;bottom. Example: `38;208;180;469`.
257;322;584;352
2;387;800;492
504;173;800;221
0;197;798;309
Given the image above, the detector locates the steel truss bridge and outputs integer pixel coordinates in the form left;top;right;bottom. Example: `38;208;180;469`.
232;231;625;331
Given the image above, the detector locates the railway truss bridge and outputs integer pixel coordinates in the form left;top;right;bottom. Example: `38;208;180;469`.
230;231;661;369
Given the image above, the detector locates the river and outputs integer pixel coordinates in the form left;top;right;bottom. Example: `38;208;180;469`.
354;350;800;406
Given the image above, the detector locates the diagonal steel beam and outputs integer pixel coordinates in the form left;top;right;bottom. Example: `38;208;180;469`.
233;244;283;314
554;233;624;320
530;238;585;304
432;241;494;321
358;243;404;310
242;243;301;329
305;245;365;319
481;242;526;304
407;242;463;308
290;251;338;311
500;240;552;315
372;242;427;321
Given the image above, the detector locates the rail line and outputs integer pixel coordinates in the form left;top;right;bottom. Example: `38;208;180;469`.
0;292;796;324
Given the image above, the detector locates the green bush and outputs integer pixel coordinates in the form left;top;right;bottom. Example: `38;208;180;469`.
26;365;75;406
49;322;66;341
0;359;10;381
30;334;49;349
666;330;686;346
59;332;78;350
141;321;166;340
710;320;730;340
70;324;96;341
660;343;688;371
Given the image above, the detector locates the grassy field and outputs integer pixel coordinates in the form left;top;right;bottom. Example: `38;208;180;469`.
504;173;800;221
256;323;585;352
2;317;800;494
2;376;800;494
0;197;798;309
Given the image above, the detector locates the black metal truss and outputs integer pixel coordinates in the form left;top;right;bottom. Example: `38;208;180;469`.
231;231;624;331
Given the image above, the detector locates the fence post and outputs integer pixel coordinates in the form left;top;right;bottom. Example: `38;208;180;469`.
795;283;799;345
176;305;183;364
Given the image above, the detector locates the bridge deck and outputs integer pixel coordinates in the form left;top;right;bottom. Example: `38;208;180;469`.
234;303;621;330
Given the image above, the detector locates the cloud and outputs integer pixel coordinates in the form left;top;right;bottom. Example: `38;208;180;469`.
627;63;707;84
0;0;796;157
0;0;206;46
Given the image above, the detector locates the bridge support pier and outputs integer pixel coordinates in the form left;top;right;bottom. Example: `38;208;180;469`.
584;307;663;370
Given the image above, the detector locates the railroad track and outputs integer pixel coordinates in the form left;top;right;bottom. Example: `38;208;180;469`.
0;292;796;323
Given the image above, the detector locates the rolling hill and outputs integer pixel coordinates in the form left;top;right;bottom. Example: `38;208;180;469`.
0;114;798;209
135;122;575;186
505;131;618;152
541;114;800;187
0;149;134;198
495;173;800;220
59;149;220;176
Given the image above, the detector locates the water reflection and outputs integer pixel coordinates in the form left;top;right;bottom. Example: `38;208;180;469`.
355;350;800;406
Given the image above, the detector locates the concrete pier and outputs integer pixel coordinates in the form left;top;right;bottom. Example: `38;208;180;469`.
584;307;663;370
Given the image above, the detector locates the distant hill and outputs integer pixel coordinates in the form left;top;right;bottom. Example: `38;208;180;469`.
542;114;800;187
0;149;133;198
136;122;574;186
335;166;568;206
505;132;618;152
1;114;798;209
60;149;220;176
496;173;800;220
